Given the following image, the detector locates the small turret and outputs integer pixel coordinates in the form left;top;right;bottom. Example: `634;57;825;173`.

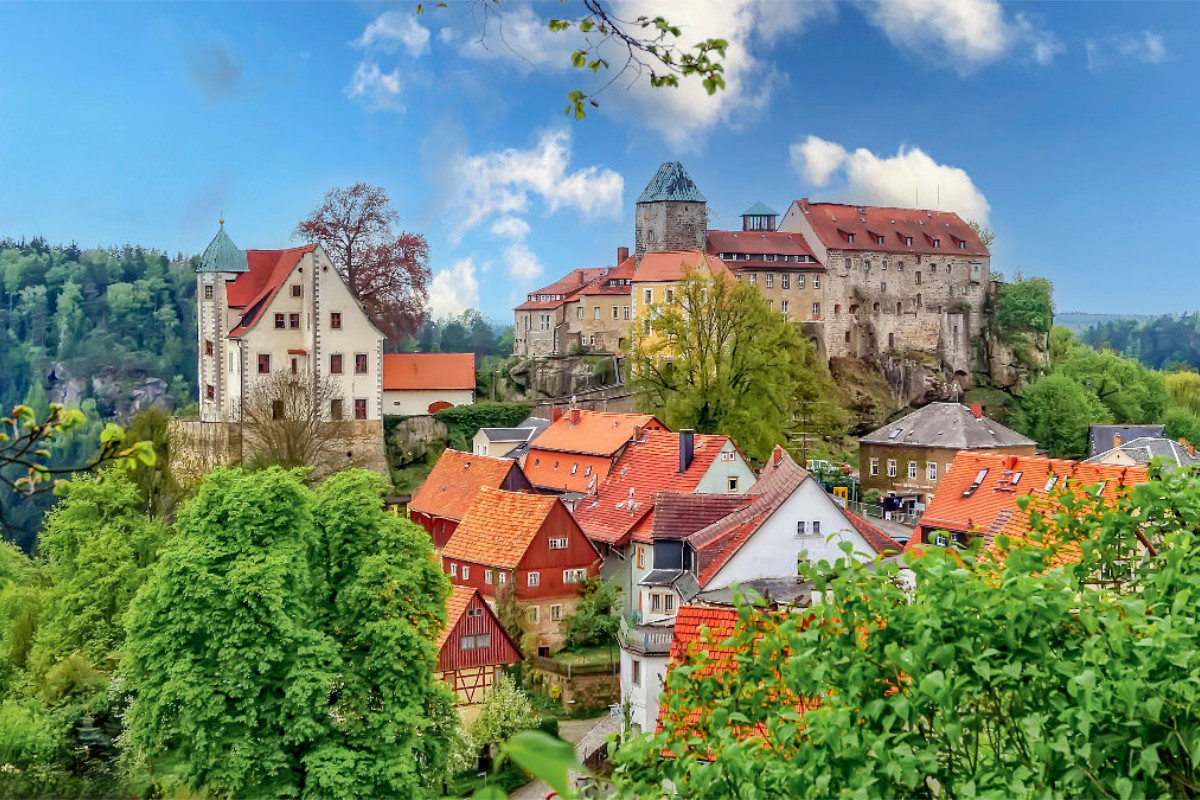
197;220;248;273
740;202;778;232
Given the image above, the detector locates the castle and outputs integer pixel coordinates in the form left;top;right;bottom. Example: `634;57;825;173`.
513;162;989;381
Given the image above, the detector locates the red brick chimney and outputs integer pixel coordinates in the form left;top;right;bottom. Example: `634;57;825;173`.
551;407;563;423
569;408;581;424
1113;433;1122;447
617;246;630;264
969;403;983;419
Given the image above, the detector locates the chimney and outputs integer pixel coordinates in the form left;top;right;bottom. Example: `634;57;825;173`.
679;429;695;473
773;446;784;466
1112;433;1122;448
617;246;629;264
569;408;581;424
969;403;983;419
551;407;563;423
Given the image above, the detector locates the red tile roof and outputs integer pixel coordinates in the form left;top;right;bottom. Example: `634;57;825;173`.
382;353;476;391
794;199;989;258
523;452;613;494
651;493;753;541
436;585;479;652
706;230;822;268
843;510;902;556
514;267;608;311
577;255;635;296
442;487;563;569
226;246;315;337
409;449;524;523
634;251;731;283
908;452;1149;555
573;430;733;547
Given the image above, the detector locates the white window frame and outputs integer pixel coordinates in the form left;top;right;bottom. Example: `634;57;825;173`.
643;288;653;304
498;571;507;585
550;604;563;621
813;276;820;289
450;563;458;577
796;520;806;537
812;520;821;536
887;459;897;478
462;565;470;581
485;569;493;585
549;537;568;550
908;461;918;479
869;458;879;476
528;606;539;623
927;462;938;481
527;571;540;587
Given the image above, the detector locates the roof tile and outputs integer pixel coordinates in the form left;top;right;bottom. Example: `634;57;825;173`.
383;353;475;391
409;449;525;522
442;487;562;569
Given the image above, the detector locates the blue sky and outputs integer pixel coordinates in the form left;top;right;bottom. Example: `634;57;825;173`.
1;1;1196;321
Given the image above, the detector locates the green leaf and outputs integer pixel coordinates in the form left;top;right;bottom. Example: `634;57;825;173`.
502;730;588;798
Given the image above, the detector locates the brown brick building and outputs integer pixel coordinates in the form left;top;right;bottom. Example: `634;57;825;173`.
859;402;1036;512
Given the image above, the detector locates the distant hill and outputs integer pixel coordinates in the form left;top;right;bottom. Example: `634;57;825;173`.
1054;312;1156;334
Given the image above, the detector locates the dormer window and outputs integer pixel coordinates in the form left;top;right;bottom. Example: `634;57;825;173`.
959;240;967;250
847;233;855;243
905;236;913;246
877;235;885;245
933;238;941;248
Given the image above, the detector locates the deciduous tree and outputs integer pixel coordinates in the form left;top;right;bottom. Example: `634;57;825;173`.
294;183;430;340
240;371;346;470
1014;373;1110;458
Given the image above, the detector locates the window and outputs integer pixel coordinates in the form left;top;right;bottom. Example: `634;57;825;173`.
550;604;563;621
908;461;918;479
258;354;270;374
796;520;806;537
643;288;653;304
330;354;343;374
916;271;922;286
781;300;790;315
205;384;215;401
631;659;642;686
727;476;739;493
275;313;286;329
887;459;897;478
462;565;470;581
905;236;913;246
869;458;879;476
666;287;676;304
765;274;774;288
782;274;790;289
877;235;885;245
476;633;491;649
528;606;539;623
549;537;568;550
354;398;367;420
450;563;458;577
498;571;508;585
665;594;675;612
563;568;587;584
291;284;302;298
946;462;953;476
813;276;820;289
959;240;967;250
797;275;806;289
933;238;941;248
330;312;342;330
527;571;540;587
330;398;343;420
593;306;601;319
623;306;631;320
748;273;757;285
484;569;493;585
204;340;214;356
289;313;300;329
812;303;821;318
354;353;368;374
947;264;953;274
460;635;475;650
204;284;214;300
897;261;904;271
651;593;662;612
881;282;888;293
812;520;820;536
844;258;851;270
574;307;583;320
612;306;619;320
846;233;855;243
570;463;578;475
927;462;938;481
636;547;645;570
880;260;887;271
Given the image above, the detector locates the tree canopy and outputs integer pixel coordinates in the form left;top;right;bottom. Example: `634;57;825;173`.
629;272;844;463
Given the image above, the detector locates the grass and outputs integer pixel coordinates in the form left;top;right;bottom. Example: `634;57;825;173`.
551;644;620;667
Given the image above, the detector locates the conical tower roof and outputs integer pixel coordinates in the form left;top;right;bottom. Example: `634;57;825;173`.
198;221;248;273
741;201;778;217
636;162;706;204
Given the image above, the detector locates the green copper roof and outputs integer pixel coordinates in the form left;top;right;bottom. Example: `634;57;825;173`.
198;223;248;273
636;162;706;204
742;201;778;217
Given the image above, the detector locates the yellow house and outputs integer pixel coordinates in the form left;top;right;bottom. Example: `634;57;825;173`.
631;250;731;355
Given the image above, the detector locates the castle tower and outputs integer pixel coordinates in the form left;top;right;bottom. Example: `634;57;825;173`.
740;201;778;232
634;162;707;263
195;221;248;422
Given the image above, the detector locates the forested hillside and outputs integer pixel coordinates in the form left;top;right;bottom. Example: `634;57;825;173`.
0;238;198;415
1081;313;1200;371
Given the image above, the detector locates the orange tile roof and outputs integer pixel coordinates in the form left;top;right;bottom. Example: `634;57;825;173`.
409;449;523;522
523;452;614;494
226;246;315;337
436;585;479;651
442;487;562;569
908;452;1149;556
574;430;732;547
634;251;731;283
529;410;665;456
383;353;476;391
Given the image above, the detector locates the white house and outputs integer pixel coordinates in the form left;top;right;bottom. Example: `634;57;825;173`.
618;447;900;733
381;353;476;416
196;223;384;423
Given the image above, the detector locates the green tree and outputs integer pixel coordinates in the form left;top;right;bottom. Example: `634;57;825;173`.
124;467;456;798
1014;373;1110;457
561;576;621;650
630;272;842;463
994;275;1054;339
1055;348;1167;423
613;467;1200;798
469;673;537;759
1166;370;1200;416
28;472;166;681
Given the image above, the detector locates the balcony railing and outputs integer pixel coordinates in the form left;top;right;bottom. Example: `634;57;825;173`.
618;624;674;655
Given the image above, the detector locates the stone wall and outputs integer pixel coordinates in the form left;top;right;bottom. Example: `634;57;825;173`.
534;667;620;714
635;201;706;260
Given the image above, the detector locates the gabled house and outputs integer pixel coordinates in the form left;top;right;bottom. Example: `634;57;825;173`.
572;428;756;607
382;353;475;415
619;447;897;733
437;586;523;709
908;451;1149;554
859;402;1036;513
472;416;551;459
442;487;602;654
1086;435;1200;472
522;409;667;495
409;449;534;549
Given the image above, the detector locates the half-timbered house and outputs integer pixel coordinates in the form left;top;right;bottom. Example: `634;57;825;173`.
437;586;522;709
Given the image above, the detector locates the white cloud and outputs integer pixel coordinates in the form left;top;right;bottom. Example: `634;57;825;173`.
791;136;991;225
1086;31;1167;73
503;240;544;282
345;62;404;111
858;0;1062;73
461;3;578;68
449;129;623;237
490;216;531;239
429;258;480;319
438;27;455;45
355;11;431;58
